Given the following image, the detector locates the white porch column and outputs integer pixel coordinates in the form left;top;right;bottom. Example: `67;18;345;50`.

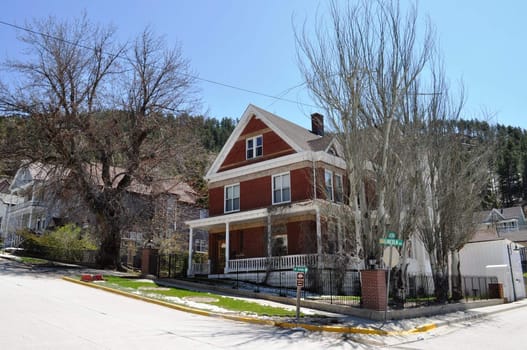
224;222;230;274
267;214;272;257
316;207;322;257
187;227;194;277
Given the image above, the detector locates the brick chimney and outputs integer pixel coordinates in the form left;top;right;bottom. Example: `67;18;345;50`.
311;113;324;136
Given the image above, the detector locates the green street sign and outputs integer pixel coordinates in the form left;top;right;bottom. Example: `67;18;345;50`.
293;266;308;273
379;238;404;246
387;231;397;239
380;232;403;246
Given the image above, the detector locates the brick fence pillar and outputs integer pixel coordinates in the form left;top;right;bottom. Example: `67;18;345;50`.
141;247;158;275
360;269;387;311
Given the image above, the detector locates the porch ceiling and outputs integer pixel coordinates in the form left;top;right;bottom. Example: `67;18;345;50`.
185;200;319;231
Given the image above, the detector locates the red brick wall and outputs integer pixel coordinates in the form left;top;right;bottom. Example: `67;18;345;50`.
240;177;271;211
361;270;387;311
240;116;267;135
286;221;317;255
219;116;295;172
208;186;224;216
209;166;315;216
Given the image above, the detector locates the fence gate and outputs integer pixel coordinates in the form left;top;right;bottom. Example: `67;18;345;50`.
157;254;187;278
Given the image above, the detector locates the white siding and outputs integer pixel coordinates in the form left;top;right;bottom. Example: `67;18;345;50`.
460;239;525;301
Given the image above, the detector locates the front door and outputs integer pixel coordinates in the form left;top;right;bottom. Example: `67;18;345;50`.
216;239;226;274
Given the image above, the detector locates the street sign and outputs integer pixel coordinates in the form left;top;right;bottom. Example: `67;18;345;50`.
296;272;305;287
379;231;403;246
293;266;308;273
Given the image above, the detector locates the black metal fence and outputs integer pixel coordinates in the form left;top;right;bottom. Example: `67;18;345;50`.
462;275;498;301
226;268;500;309
156;253;188;278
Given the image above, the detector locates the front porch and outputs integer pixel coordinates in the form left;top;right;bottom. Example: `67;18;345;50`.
185;200;326;277
190;253;319;277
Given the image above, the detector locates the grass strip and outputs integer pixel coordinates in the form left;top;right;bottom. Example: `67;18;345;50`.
101;276;298;317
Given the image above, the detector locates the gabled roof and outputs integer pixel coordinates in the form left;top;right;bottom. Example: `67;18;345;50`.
476;206;526;224
206;104;336;178
8;162;197;205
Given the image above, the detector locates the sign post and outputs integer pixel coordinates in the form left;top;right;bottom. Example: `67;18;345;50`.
293;266;307;323
379;231;403;320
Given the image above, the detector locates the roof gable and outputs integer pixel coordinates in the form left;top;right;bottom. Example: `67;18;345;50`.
477;207;526;224
206;104;335;179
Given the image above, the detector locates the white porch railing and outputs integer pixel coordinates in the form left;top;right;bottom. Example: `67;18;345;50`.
228;254;318;272
191;261;210;275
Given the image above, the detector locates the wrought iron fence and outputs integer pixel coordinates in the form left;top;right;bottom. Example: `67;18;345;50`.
225;267;500;309
156;253;188;279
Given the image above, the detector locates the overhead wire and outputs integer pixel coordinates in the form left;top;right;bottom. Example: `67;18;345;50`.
0;19;319;112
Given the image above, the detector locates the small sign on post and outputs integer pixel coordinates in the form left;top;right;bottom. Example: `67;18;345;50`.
294;270;306;323
296;272;305;287
293;266;308;273
379;231;404;247
379;231;404;320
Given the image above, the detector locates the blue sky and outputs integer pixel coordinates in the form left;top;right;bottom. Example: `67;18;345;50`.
1;0;526;130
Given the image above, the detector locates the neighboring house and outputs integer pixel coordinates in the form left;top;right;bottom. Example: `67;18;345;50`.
186;104;428;282
475;206;527;235
472;206;527;273
1;162;206;257
2;163;57;246
0;192;23;246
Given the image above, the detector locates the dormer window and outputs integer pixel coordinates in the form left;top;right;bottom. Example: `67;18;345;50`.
246;135;263;159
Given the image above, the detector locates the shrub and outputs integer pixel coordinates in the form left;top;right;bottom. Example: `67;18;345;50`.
19;224;97;263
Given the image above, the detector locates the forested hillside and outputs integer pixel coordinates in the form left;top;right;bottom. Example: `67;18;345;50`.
1;114;526;209
0;113;235;197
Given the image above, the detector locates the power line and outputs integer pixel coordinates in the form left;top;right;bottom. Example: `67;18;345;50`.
0;19;318;110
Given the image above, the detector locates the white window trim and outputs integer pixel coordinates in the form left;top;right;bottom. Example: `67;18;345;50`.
246;135;263;160
335;173;343;203
325;169;334;201
224;183;240;213
272;172;291;205
195;239;207;253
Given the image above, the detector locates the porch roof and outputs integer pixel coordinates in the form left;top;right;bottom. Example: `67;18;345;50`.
185;200;320;230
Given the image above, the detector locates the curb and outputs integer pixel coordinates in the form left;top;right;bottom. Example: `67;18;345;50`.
62;276;437;336
434;299;527;328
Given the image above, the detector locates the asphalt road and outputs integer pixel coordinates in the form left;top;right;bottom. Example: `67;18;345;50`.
385;306;527;349
0;259;372;350
2;258;526;350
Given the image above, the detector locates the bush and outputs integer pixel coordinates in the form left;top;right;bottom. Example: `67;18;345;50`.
19;224;97;263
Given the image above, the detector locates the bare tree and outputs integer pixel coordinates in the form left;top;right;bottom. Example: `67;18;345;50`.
296;0;434;263
297;0;490;303
415;74;490;301
0;15;199;268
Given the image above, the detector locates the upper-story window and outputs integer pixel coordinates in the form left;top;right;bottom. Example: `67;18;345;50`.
272;172;291;204
224;184;240;213
324;169;334;201
246;135;263;159
335;174;344;203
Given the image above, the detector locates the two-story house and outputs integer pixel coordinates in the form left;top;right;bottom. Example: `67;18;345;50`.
186;104;357;280
2;162;206;260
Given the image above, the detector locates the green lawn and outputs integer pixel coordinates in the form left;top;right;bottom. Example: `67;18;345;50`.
19;256;51;265
100;276;299;317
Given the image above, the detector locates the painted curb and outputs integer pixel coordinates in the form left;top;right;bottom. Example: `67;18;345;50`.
61;276;436;336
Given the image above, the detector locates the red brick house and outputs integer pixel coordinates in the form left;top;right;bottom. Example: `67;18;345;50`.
186;104;352;278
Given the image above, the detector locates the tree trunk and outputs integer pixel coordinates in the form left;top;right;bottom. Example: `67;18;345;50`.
97;225;122;269
450;249;463;300
430;257;449;302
